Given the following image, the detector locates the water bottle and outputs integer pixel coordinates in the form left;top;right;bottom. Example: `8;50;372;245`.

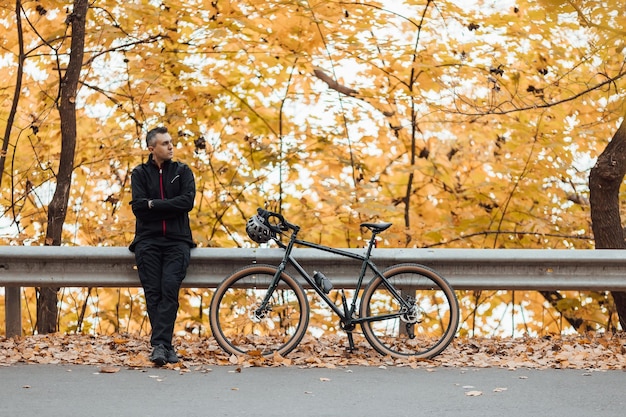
313;271;333;294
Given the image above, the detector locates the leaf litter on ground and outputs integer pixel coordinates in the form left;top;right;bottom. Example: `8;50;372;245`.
0;332;625;371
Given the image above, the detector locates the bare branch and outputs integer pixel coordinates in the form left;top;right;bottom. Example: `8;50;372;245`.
312;67;357;96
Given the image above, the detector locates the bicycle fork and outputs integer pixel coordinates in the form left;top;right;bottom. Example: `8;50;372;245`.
253;261;289;319
254;233;300;318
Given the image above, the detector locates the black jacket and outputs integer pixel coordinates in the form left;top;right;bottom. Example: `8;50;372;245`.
129;155;196;251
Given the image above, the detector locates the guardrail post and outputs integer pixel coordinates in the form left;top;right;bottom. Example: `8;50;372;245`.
5;286;22;337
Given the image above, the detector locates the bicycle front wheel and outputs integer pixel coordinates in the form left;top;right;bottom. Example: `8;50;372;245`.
360;263;459;359
209;264;310;358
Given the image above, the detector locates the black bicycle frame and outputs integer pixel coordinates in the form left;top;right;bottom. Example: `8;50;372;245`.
259;225;411;328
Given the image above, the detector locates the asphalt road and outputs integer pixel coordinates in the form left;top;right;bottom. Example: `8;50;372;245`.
0;364;624;417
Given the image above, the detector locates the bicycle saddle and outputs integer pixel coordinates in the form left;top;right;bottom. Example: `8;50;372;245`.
360;222;392;232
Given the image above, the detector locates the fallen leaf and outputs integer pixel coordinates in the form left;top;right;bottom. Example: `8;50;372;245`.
0;333;625;371
319;377;331;382
99;366;119;373
465;391;483;397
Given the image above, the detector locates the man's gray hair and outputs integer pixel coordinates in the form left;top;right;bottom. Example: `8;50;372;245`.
146;126;168;148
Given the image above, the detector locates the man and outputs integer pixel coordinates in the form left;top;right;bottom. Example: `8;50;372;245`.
129;126;196;366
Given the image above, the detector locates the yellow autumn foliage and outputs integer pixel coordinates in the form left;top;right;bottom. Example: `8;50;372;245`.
0;0;625;336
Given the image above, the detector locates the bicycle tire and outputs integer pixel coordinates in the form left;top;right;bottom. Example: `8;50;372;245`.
360;263;459;359
209;264;310;357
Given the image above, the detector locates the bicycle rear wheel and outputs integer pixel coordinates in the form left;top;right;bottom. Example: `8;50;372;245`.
360;263;459;359
209;264;309;357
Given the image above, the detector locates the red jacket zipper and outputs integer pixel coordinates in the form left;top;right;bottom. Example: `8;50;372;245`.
159;168;166;235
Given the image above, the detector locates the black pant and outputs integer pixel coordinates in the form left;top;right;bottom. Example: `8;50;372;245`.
134;238;191;347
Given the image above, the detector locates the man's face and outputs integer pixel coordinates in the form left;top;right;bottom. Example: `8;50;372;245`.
150;132;174;165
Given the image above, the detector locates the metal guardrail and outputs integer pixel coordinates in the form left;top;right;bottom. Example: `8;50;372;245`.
2;246;626;336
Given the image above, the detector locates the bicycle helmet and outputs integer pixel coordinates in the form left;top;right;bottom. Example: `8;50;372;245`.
246;213;275;243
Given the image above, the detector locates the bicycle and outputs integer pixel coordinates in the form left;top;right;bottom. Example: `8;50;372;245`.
209;208;460;360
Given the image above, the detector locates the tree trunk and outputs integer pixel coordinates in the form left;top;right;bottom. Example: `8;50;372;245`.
589;113;626;330
37;0;88;334
0;0;25;191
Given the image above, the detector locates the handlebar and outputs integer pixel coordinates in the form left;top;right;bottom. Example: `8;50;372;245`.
256;208;299;234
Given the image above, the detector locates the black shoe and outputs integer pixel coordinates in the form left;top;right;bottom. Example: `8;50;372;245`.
149;345;168;366
166;346;180;364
